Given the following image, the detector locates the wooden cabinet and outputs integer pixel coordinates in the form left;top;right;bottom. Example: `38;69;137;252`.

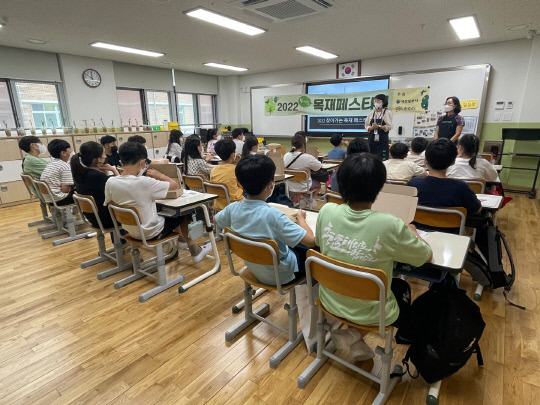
152;132;169;148
0;180;31;204
0;160;24;183
73;135;97;152
0;138;24;161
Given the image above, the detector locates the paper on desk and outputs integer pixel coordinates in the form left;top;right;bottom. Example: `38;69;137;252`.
372;192;418;224
268;203;298;222
476;193;503;209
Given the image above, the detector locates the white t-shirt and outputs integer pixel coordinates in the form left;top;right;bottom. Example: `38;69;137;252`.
383;159;426;181
167;142;182;162
283;151;322;193
446;157;499;182
233;139;245;156
104;175;169;240
406;151;427;169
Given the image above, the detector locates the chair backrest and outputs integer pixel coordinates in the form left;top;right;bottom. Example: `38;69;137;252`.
203;181;231;208
108;202;155;247
33;179;58;206
20;173;38;198
233;154;241;163
478;153;492;161
465;179;486;194
324;191;344;205
414;206;467;235
305;249;388;334
183;174;205;190
73;193;108;231
284;168;309;183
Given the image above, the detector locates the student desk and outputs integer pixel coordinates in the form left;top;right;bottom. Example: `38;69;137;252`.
156;191;221;293
275;174;294;195
477;193;503;211
320;162;339;171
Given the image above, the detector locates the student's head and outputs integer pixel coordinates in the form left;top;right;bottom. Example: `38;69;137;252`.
235;154;276;197
207;129;218;141
346;137;370;156
181;135;203;172
232;128;244;140
18;136;44;154
374;94;388;108
48;139;72;160
169;129;184;145
214;139;236;161
290;133;306;153
242;135;259;156
294;130;307;139
338;153;386;204
127;135;146;145
411;137;428;154
425;138;457;171
458;134;480;169
100;135;117;154
70;141;105;184
389;142;409;159
444;96;461;114
118;141;148;169
330;133;343;147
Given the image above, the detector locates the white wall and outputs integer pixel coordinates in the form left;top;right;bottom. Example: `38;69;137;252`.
114;62;173;91
225;39;539;126
58;54;121;126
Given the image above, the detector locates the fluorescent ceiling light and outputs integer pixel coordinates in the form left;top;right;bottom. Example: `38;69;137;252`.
185;8;265;36
295;46;338;59
90;42;164;57
449;16;480;40
204;63;248;72
0;23;3;28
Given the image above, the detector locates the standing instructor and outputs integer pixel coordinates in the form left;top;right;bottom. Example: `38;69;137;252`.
365;94;393;161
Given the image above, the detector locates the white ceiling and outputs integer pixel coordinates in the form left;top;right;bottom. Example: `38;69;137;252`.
0;0;538;76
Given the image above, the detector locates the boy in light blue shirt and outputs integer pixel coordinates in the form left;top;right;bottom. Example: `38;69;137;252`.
327;133;348;160
216;154;315;285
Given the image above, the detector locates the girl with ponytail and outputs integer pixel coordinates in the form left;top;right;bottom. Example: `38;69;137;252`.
446;134;498;181
70;141;119;228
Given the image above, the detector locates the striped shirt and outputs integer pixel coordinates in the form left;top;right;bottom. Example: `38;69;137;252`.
40;158;74;201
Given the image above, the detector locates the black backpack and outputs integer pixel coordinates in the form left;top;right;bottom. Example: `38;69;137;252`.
464;217;524;309
393;276;485;384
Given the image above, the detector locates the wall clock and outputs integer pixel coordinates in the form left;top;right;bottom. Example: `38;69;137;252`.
82;69;101;88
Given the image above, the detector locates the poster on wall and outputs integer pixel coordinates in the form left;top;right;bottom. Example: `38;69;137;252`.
462;116;478;134
412;110;443;138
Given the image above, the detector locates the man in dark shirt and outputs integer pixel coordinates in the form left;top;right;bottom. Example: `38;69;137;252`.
407;138;481;216
100;135;121;167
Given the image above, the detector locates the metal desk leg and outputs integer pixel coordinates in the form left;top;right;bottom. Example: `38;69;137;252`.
178;203;221;293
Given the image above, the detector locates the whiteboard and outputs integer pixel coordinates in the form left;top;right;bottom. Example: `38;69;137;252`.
389;65;490;140
251;84;304;137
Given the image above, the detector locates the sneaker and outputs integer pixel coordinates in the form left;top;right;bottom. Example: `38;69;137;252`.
178;241;189;250
191;242;212;264
309;199;318;209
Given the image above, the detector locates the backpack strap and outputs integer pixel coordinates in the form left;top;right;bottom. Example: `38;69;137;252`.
390;350;419;379
474;341;484;366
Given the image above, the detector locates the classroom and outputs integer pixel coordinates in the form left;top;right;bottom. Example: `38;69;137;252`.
0;1;539;404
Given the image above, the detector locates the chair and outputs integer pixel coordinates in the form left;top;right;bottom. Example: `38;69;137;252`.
183;174;205;191
203;181;231;240
297;250;402;405
284;168;316;209
465;178;486;194
223;227;304;368
33;179;93;246
478;152;493;161
73;194;132;279
386;179;408;185
324;190;344;205
108;203;183;302
20;173;54;229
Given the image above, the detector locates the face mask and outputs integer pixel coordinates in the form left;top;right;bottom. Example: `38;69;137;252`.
37;143;47;155
266;183;275;200
374;102;383;109
69;151;76;161
138;163;147;177
444;104;454;112
217;135;222;141
111;146;118;154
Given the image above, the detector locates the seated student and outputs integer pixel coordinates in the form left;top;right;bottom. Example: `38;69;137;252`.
104;142;211;263
181;135;214;191
406;137;428;170
70;141;119;229
241;135;259;157
100;135;121;167
216;155;315;285
317;153;432;338
127;135;152;164
206;129;219;154
407;138;482;215
327;133;348;160
40;139;75;206
210;140;244;211
18;136;48;178
166;130;184;163
446;134;498;182
384;142;427;181
232;128;245;156
283;133;323;208
330;137;370;193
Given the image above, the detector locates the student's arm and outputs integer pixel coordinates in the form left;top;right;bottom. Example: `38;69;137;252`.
60;184;72;193
461;182;483;213
407;224;433;263
61;165;74;192
100;163;120;176
394;221;433;266
413;163;427;177
146;168;177;191
365;112;373;131
296;209;315;247
308;155;322;171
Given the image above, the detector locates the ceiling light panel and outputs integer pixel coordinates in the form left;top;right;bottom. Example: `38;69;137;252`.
295;46;338;59
185;8;265;36
90;42;164;57
449;16;480;40
204;62;248;72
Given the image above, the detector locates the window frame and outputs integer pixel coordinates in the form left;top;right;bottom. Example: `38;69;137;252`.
144;89;173;126
175;92;218;133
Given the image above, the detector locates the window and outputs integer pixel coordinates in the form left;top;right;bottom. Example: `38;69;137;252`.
14;81;63;128
198;94;216;129
146;90;171;126
0;81;16;130
177;93;196;134
116;89;143;127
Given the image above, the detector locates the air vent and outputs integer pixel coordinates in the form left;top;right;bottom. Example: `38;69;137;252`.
234;0;334;22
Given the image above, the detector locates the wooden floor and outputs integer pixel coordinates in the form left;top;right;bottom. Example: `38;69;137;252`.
0;194;539;405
